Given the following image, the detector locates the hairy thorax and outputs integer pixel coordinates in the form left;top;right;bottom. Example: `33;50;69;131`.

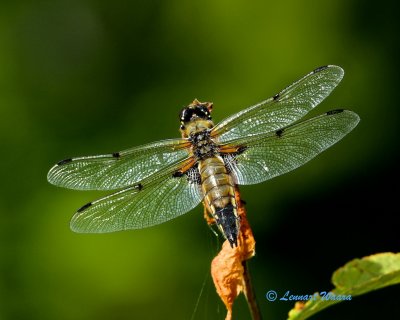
182;119;216;160
189;129;217;160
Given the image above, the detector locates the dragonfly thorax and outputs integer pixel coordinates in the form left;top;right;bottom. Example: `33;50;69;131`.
189;129;217;160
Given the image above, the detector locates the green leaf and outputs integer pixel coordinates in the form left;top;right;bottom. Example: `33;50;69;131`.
287;253;400;320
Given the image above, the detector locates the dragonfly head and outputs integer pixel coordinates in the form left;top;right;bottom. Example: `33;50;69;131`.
179;99;214;138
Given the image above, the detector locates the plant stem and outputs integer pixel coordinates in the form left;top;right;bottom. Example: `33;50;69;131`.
243;260;262;320
235;187;262;320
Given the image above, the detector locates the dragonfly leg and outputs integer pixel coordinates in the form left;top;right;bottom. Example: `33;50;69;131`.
218;144;247;154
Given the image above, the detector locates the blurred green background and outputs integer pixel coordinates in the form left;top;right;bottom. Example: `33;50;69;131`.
1;0;399;319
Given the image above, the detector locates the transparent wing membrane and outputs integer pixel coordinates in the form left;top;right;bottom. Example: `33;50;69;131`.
70;159;203;233
224;110;360;185
47;139;189;190
212;65;344;143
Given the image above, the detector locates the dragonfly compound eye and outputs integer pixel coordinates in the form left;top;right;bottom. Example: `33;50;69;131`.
179;107;194;123
194;105;212;120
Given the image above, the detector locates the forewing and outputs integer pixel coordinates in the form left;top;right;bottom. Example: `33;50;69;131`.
212;65;344;143
47;139;190;190
70;159;203;232
224;110;360;185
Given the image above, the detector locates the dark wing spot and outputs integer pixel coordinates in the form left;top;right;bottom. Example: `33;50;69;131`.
313;65;329;73
172;171;184;178
273;93;280;101
77;202;92;212
327;109;344;115
112;152;120;158
57;158;72;166
275;128;284;138
136;183;143;191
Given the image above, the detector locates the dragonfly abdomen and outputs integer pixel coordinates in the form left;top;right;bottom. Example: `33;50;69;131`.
199;156;239;247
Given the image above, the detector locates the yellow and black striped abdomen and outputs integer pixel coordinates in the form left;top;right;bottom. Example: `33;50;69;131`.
198;156;240;247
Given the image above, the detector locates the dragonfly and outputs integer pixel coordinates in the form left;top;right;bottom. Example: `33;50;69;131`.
47;65;359;247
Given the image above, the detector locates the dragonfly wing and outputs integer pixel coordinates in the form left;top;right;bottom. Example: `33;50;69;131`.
212;65;344;143
47;138;190;190
223;110;360;185
70;158;203;232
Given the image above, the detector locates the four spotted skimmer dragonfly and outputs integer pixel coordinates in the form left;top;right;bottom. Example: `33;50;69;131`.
47;65;359;247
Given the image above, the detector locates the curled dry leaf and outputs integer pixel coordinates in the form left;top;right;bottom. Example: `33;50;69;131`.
209;187;256;320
